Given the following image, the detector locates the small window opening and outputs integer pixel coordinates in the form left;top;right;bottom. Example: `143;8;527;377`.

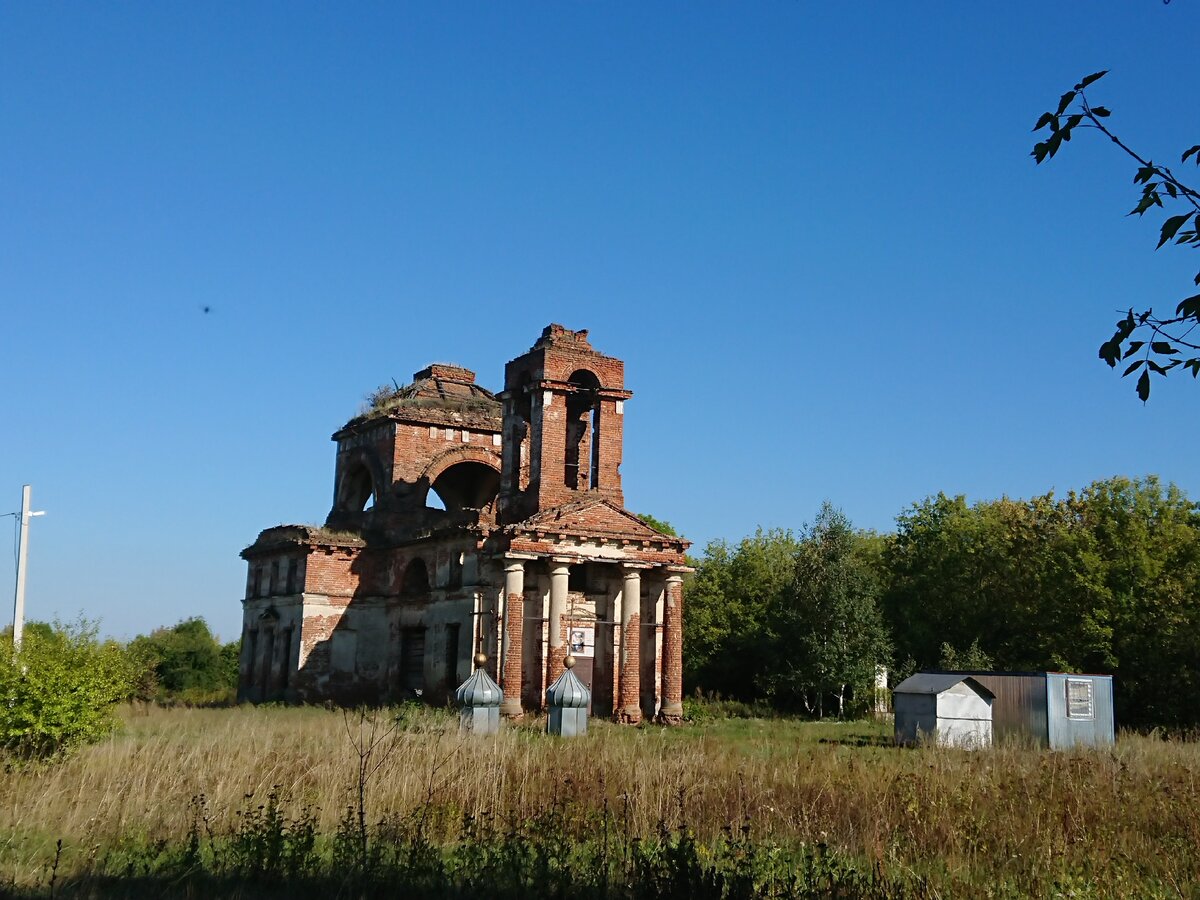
402;558;430;596
269;561;280;597
285;558;298;595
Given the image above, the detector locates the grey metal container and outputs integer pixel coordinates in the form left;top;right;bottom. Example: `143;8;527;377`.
893;673;994;749
1045;672;1115;748
942;671;1115;748
455;667;502;735
546;666;590;737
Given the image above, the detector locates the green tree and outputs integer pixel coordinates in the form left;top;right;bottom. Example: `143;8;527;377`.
1032;71;1200;400
760;504;892;717
1071;476;1200;727
884;477;1200;727
129;617;239;703
884;491;1103;673
0;620;144;760
636;512;679;537
683;528;801;699
938;639;994;671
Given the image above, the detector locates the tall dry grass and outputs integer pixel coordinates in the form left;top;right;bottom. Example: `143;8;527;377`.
2;704;1199;893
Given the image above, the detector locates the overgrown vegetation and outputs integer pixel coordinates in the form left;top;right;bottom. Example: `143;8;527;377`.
0;705;1196;898
128;617;239;706
684;511;890;717
685;476;1200;729
0;616;243;764
0;621;142;761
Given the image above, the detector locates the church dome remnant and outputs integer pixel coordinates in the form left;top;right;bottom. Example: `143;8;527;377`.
237;325;692;724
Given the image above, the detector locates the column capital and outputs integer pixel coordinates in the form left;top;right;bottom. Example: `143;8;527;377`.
664;573;685;585
502;551;539;562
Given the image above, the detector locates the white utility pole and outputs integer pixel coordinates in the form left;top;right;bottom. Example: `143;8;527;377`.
13;485;46;652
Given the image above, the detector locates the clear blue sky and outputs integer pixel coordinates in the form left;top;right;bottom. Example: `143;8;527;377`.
2;2;1197;641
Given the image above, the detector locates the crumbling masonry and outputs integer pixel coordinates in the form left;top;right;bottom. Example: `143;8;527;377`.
238;325;691;722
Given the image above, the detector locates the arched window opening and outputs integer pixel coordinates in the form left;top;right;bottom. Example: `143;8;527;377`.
402;558;430;596
428;461;500;512
565;370;601;490
338;462;376;512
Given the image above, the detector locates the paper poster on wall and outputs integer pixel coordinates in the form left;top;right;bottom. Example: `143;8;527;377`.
568;626;595;657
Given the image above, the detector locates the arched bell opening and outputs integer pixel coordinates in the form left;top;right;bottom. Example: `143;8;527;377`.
564;369;602;490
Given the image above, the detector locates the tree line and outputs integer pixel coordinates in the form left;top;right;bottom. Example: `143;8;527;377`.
683;475;1200;729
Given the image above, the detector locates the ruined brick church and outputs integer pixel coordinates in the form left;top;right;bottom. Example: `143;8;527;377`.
238;325;690;722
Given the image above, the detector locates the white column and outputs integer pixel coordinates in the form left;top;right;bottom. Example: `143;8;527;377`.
549;562;570;651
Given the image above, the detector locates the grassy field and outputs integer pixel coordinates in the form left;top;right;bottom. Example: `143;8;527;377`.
1;704;1198;898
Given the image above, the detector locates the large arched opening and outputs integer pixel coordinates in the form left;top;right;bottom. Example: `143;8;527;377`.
428;461;501;512
336;459;378;512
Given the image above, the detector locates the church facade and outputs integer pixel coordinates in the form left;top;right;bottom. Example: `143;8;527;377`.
237;325;690;722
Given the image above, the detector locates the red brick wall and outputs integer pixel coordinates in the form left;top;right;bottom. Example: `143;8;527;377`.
501;590;523;712
618;612;642;723
303;548;361;597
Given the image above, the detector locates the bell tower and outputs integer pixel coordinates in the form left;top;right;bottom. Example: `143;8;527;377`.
497;325;632;523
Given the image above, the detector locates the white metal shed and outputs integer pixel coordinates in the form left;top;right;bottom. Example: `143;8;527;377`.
893;673;994;749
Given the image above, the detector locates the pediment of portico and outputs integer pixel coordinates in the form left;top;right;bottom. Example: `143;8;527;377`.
508;499;684;546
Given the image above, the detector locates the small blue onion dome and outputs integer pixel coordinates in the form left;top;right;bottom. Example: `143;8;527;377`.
546;668;590;709
455;668;502;708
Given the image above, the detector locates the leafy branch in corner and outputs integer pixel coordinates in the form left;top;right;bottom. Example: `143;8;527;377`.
1032;70;1200;401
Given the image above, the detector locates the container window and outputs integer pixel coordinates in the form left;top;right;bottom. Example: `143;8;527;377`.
1066;679;1094;719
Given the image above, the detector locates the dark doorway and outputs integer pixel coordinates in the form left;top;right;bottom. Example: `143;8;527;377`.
522;613;545;710
400;627;426;697
592;621;615;718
